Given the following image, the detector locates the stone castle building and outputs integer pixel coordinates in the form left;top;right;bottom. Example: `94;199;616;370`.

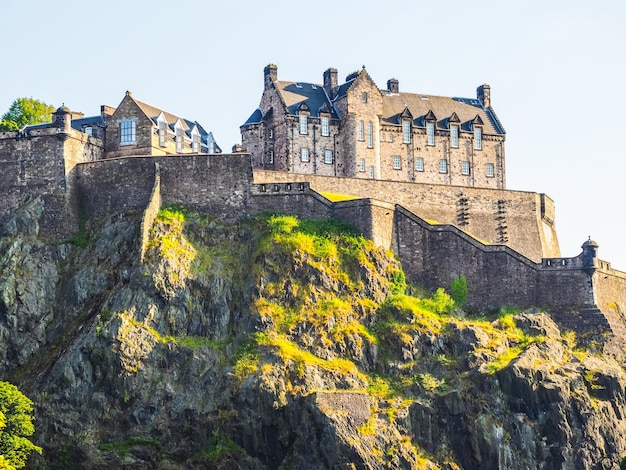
242;64;505;189
1;69;626;343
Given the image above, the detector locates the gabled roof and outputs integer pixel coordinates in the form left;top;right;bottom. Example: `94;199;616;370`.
273;81;339;119
381;92;504;135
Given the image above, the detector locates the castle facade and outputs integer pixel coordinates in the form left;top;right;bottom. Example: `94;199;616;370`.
242;65;505;189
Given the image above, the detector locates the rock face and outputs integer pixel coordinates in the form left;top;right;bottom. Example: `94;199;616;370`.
2;205;626;469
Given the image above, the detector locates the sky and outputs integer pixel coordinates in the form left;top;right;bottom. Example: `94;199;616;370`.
1;0;625;269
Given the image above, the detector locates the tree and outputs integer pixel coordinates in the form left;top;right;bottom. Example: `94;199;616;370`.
0;97;54;131
0;382;42;469
450;275;468;308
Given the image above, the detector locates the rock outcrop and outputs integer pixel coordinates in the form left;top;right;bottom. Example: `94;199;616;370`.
1;204;626;469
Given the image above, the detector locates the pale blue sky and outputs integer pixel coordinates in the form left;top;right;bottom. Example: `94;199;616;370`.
1;0;625;269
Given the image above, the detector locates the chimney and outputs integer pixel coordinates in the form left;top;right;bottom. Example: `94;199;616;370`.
477;84;491;108
323;67;338;99
264;64;278;86
101;105;116;125
388;78;399;93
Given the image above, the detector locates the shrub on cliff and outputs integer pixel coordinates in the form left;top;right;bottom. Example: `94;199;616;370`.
0;382;42;468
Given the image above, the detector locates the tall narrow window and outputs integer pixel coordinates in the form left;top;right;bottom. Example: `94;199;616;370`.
324;149;333;164
403;120;411;143
368;165;375;179
462;161;470;175
119;120;136;145
427;122;435;146
415;157;424;172
439;159;448;173
474;126;482;150
192;134;200;153
176;127;183;153
268;128;273;139
388;133;393;142
359;158;365;172
359;120;364;141
158;121;166;147
268;149;274;164
299;115;308;134
486;163;494;177
380;131;385;142
301;148;310;162
321;117;329;136
450;125;459;148
362;92;368;103
367;121;373;148
393;155;402;170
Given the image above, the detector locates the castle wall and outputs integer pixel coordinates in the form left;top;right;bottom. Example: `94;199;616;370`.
253;170;560;262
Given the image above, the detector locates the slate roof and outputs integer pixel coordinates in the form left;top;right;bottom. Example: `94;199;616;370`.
381;92;504;135
273;81;339;119
70;115;104;131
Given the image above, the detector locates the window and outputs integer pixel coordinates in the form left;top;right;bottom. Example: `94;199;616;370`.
176;127;183;153
474;126;482;150
462;161;470;175
301;148;310;162
369;165;375;179
321;117;329;136
388;133;393;142
324;149;333;164
450;125;459;148
415;157;424;172
362;92;368;103
359;120;364;141
359;158;365;172
486;163;494;177
380;132;385;142
427;122;435;145
84;126;93;136
403;120;411;143
299;115;308;134
268;128;273;139
367;121;373;148
268;149;274;164
439;159;448;173
393;155;402;170
158;121;166;147
119;120;136;145
192;134;200;153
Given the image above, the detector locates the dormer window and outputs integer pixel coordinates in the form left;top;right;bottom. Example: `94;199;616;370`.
474;126;482;150
451;125;459;148
299;115;308;134
321;116;329;137
84;126;93;136
119;119;137;146
191;126;200;153
427;122;435;146
402;120;411;143
157;113;167;147
174;121;184;153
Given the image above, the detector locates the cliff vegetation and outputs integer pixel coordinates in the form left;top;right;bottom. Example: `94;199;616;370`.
1;199;626;469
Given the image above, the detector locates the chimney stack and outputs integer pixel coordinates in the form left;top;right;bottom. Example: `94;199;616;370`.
477;84;491;108
264;64;278;86
388;78;399;93
323;68;338;100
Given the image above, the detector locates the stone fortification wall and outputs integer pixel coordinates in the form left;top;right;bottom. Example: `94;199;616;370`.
253;170;560;262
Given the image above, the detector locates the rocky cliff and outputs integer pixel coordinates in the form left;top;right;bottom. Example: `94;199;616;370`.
1;198;626;469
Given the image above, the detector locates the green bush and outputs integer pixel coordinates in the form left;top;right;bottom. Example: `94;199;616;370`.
450;276;468;307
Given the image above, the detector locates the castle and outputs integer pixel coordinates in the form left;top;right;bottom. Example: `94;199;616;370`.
1;70;626;343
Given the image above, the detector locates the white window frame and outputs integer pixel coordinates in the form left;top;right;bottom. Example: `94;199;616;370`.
268;128;273;139
119;119;137;145
388;133;393;143
451;125;459;148
175;127;183;153
321;117;329;136
359;158;365;172
359;120;364;141
268;149;274;164
367;121;373;148
415;157;424;172
324;149;333;164
84;126;93;136
301;148;310;162
368;165;375;179
462;161;470;175
427;122;435;146
192;134;200;153
486;163;494;177
380;131;385;142
474;126;482;150
299;115;308;134
439;159;448;174
403;120;411;143
393;155;402;170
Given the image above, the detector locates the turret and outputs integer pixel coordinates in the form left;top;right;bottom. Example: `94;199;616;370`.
53;105;72;137
581;237;599;275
